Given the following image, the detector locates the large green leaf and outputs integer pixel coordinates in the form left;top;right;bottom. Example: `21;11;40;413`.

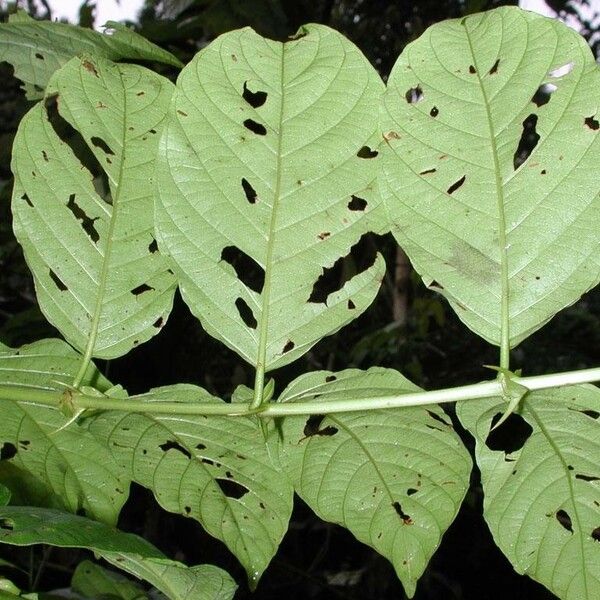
0;11;182;100
0;507;236;600
0;339;128;524
155;24;386;371
88;384;294;586
457;385;600;599
276;368;472;597
381;6;600;347
11;56;176;359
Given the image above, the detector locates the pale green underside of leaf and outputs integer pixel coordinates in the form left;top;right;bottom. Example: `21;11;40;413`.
381;6;600;348
0;339;128;524
277;368;472;597
72;560;148;600
0;507;237;600
155;24;387;371
11;56;176;359
88;384;294;585
0;11;182;100
457;385;600;600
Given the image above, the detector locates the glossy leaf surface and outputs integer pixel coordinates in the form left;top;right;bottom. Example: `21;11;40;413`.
0;11;182;99
0;507;236;600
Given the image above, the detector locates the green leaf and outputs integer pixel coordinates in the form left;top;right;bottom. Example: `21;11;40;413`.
11;56;177;359
72;560;148;600
0;11;182;100
381;6;600;348
0;507;236;600
276;368;472;597
88;384;294;586
0;485;9;507
0;339;128;524
155;24;386;371
457;385;600;599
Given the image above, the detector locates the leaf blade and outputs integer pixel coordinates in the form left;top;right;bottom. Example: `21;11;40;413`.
88;384;294;585
381;6;600;347
0;339;128;524
156;24;386;371
11;56;176;359
457;385;600;599
277;368;472;597
0;12;182;99
0;507;237;600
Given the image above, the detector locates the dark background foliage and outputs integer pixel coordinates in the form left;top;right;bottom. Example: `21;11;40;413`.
0;0;599;598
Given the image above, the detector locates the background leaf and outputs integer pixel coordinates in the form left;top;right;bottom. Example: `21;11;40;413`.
72;560;148;600
155;24;386;371
276;368;472;597
0;507;237;600
0;11;182;100
381;6;600;347
457;384;600;599
0;339;128;524
89;384;293;585
11;56;176;359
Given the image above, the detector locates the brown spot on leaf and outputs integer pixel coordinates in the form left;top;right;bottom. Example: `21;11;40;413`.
392;502;413;524
82;60;98;77
469;65;476;74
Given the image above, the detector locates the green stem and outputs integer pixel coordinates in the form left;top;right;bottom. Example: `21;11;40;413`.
1;367;599;417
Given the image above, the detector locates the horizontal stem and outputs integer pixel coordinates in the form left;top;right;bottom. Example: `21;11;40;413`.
0;367;599;417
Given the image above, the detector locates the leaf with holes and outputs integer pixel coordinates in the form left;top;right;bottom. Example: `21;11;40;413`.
0;339;128;524
276;368;472;597
155;24;386;371
11;56;176;359
457;385;600;599
381;6;600;347
0;507;237;600
88;384;294;586
0;11;182;100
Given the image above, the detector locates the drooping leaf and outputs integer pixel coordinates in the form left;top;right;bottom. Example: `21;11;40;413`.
457;385;600;599
0;507;237;600
88;384;294;586
276;368;472;597
11;56;177;359
381;6;600;347
72;560;148;600
0;11;182;99
0;339;128;524
155;24;387;371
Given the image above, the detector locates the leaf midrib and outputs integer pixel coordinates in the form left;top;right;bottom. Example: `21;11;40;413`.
252;43;287;405
463;21;511;368
73;63;127;386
